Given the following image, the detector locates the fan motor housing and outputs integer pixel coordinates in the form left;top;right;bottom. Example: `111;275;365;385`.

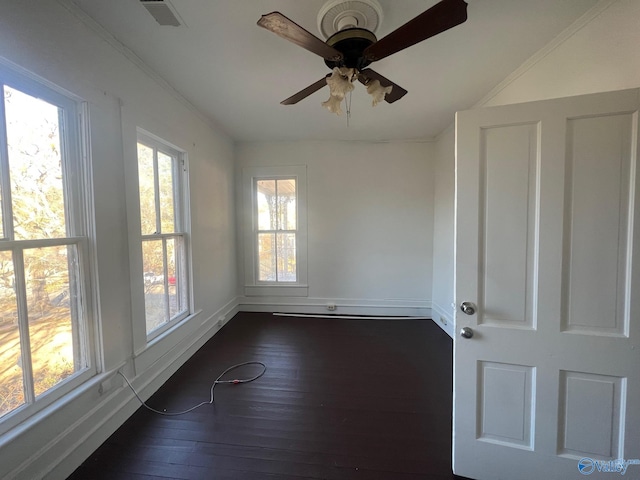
324;28;377;70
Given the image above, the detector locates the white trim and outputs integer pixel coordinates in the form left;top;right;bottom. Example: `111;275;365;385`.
244;284;309;297
237;295;431;318
431;301;455;338
275;312;430;320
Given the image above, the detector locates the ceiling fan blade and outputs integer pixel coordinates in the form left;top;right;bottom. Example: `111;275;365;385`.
258;12;344;62
281;75;331;105
358;69;407;103
364;0;468;62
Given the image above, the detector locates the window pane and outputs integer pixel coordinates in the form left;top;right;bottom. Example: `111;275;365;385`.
158;151;175;234
277;233;297;282
23;245;82;398
258;233;276;281
4;86;66;240
166;236;186;320
167;237;177;318
137;143;156;235
277;179;296;231
142;239;166;333
257;180;276;231
0;251;24;417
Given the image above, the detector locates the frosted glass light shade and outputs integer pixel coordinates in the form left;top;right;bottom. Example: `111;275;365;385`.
326;67;356;99
366;79;392;106
322;94;344;115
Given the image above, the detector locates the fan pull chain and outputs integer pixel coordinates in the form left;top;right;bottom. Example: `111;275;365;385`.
345;90;352;127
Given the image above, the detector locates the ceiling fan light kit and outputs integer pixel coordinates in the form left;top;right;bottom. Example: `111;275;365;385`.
257;0;468;116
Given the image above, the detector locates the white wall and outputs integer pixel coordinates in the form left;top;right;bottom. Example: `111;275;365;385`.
0;1;236;478
236;140;435;316
483;0;640;107
430;0;640;339
431;127;455;337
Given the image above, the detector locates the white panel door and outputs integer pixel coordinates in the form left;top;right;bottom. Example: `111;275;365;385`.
453;89;640;480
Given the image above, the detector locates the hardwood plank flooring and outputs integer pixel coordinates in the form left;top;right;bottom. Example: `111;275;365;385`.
68;312;469;480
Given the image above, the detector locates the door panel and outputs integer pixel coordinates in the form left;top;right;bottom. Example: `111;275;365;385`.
563;114;633;335
453;89;640;480
478;361;535;449
558;371;625;458
480;123;538;328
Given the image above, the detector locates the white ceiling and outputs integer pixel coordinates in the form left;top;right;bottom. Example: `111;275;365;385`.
70;0;599;142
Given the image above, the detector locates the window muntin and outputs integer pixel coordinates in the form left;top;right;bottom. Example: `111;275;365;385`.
136;135;188;336
0;74;92;424
255;178;297;282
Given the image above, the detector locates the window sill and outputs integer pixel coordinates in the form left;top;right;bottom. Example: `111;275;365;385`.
134;309;203;373
244;285;309;297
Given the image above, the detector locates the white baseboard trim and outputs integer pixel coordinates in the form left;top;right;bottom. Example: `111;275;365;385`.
431;302;455;338
237;296;431;318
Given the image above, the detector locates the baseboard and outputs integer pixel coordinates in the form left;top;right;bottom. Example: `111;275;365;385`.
431;302;455;338
237;296;432;318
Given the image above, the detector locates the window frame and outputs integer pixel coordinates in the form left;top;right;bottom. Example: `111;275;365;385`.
0;64;96;433
242;165;308;297
136;130;191;340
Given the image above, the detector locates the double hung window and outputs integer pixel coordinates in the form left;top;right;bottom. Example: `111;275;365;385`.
136;133;189;336
243;166;307;296
256;178;298;282
0;69;93;425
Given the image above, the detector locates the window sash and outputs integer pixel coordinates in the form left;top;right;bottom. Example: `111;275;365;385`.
142;234;188;338
137;136;182;236
0;244;92;424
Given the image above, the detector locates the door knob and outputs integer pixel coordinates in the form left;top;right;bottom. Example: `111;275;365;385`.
460;301;476;315
460;327;474;339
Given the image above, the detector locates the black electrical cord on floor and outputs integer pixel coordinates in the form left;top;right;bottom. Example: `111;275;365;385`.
118;361;266;416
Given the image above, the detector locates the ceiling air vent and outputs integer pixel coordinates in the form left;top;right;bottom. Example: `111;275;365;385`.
140;0;183;27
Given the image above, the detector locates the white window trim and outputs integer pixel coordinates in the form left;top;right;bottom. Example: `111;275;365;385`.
0;63;97;434
242;165;308;297
136;129;192;341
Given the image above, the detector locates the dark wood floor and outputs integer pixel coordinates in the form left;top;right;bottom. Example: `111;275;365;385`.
69;312;469;480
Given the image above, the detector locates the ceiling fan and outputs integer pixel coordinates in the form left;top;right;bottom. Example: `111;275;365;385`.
257;0;468;112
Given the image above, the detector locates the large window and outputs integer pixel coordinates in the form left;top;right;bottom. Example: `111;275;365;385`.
137;132;189;336
243;166;307;296
0;69;93;426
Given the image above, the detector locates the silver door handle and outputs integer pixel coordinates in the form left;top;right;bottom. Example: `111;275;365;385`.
460;301;476;315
